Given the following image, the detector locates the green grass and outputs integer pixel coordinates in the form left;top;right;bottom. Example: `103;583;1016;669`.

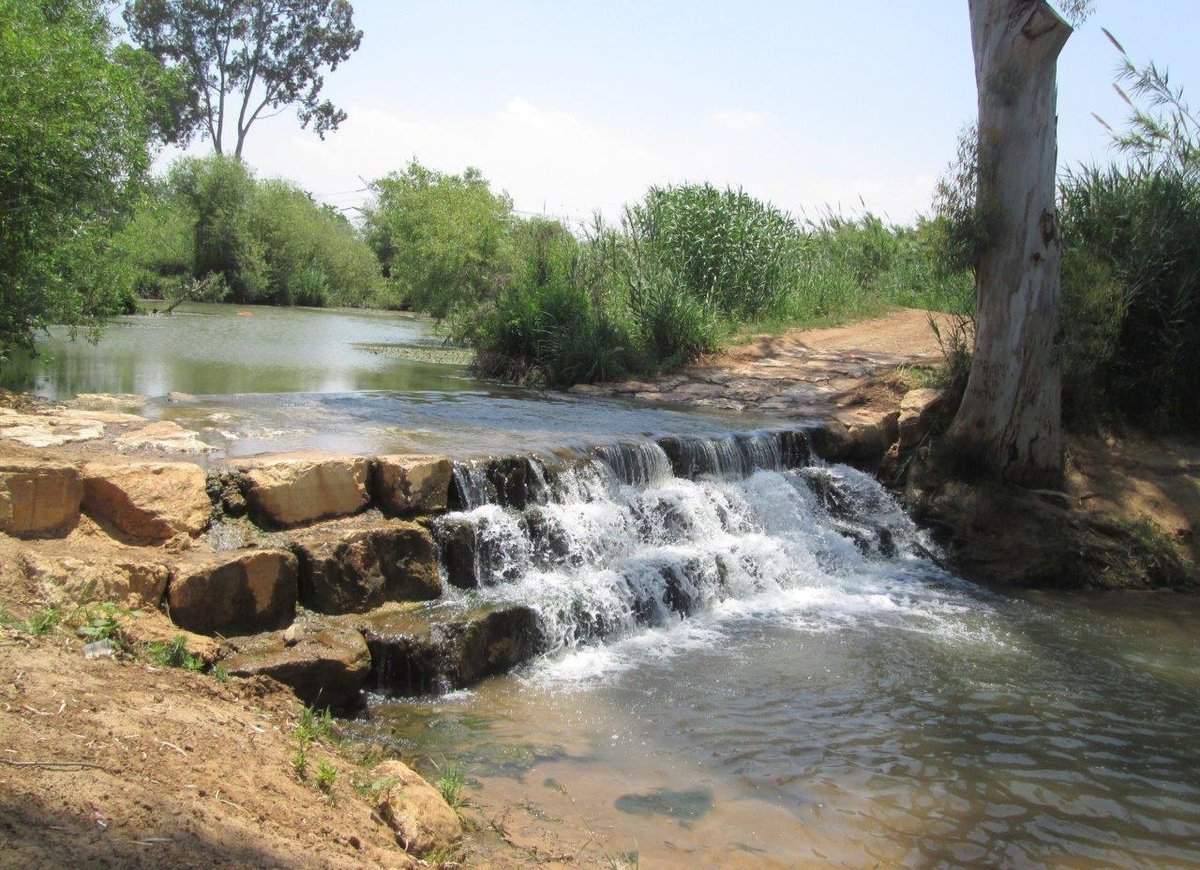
433;760;468;810
293;706;335;747
21;607;61;637
144;635;205;671
315;760;338;793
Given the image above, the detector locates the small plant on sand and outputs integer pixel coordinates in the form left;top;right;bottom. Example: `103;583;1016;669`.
210;663;230;683
293;706;335;746
315;760;338;793
76;603;128;650
291;746;309;779
22;607;61;637
144;635;205;671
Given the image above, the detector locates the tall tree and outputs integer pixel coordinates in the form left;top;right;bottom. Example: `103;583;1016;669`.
942;0;1090;488
123;0;362;157
0;0;151;364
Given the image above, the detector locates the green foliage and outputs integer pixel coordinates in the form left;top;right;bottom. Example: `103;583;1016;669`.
292;746;309;779
623;183;798;317
144;635;205;671
112;154;380;306
363;161;517;318
21;607;61;637
76;603;129;650
123;0;362;157
434;761;468;810
315;760;338;793
0;0;151;365
293;706;336;747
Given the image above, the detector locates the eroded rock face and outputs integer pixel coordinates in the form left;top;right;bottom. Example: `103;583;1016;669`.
0;460;82;537
372;760;463;857
20;550;169;609
371;455;452;515
898;388;946;451
82;461;212;541
360;603;542;695
238;453;370;528
167;549;297;635
223;618;370;709
293;522;441;614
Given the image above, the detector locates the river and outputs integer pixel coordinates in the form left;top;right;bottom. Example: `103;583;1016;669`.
6;304;1199;867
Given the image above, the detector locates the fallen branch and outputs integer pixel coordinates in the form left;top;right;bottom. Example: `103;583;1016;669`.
1;759;111;772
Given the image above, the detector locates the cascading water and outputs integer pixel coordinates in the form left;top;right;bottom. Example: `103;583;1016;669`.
434;430;946;664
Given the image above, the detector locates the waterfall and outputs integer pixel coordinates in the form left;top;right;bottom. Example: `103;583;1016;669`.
435;429;933;660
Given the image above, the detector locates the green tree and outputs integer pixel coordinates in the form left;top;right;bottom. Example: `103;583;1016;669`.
363;161;517;318
123;0;363;157
0;0;151;365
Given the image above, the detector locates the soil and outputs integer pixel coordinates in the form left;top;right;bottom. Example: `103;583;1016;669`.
2;306;1195;868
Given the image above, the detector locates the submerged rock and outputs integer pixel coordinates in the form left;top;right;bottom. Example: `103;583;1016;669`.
167;549;297;635
293;522;441;614
82;461;212;542
0;460;82;537
238;452;370;527
223;618;370;709
371;760;463;857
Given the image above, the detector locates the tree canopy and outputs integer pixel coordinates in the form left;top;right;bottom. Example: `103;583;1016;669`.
123;0;363;157
0;0;151;364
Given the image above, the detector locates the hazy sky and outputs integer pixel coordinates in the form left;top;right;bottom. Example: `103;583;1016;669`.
157;1;1200;226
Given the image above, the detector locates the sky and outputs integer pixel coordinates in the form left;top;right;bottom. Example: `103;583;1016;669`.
155;1;1200;227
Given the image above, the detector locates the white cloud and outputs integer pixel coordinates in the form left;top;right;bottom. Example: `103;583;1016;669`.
709;109;770;133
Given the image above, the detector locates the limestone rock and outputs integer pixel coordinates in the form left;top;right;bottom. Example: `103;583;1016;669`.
898;388;947;451
238;453;369;528
82;461;212;541
0;460;82;537
20;550;168;609
223;618;370;709
294;522;441;615
167;549;297;635
115;420;215;453
371;455;452;515
372;760;463;857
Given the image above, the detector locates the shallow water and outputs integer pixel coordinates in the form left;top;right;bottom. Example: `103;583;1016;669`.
366;454;1200;868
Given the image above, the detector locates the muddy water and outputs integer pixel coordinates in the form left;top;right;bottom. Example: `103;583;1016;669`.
366;455;1200;868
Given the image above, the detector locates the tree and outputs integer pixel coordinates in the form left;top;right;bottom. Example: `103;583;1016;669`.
0;0;151;365
942;0;1090;488
123;0;362;157
363;161;517;318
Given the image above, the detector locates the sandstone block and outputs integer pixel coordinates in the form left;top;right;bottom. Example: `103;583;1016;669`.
0;460;82;537
372;760;463;857
371;454;452;515
20;550;168;609
238;453;369;527
898;388;946;451
294;522;441;614
82;461;212;541
223;618;370;709
167;549;297;635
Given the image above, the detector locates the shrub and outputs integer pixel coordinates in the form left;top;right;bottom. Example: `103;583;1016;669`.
363;161;516;317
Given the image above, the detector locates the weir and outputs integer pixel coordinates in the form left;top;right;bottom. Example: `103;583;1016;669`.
367;428;933;696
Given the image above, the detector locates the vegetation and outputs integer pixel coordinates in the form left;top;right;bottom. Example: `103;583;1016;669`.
123;0;363;157
0;0;151;366
112;154;381;307
144;635;206;671
363;161;518;317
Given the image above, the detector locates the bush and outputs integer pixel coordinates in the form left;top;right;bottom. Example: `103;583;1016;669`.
363;161;516;317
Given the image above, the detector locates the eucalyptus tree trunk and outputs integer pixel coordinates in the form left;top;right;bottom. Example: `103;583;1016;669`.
944;0;1070;488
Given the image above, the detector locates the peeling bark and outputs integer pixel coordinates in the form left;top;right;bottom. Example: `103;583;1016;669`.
944;0;1070;488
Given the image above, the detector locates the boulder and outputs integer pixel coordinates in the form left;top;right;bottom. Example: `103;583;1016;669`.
238;453;370;528
293;522;441;615
898;388;946;451
82;461;212;541
20;550;169;609
0;460;82;537
223;618;370;709
436;516;479;589
358;603;542;695
166;549;297;635
371;455;452;515
371;760;463;857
